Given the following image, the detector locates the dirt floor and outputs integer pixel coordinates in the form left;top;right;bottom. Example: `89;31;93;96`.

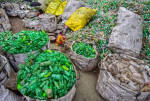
9;17;105;101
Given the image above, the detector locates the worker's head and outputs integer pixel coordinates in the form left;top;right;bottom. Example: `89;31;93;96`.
60;31;63;35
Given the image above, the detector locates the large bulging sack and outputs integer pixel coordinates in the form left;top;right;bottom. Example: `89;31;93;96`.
3;3;20;16
61;0;82;24
37;14;57;32
22;18;40;29
17;50;77;101
45;0;62;15
69;41;99;71
108;7;143;57
55;1;67;16
0;8;11;31
65;7;96;31
0;85;25;101
96;54;150;101
24;84;77;101
25;10;39;18
0;54;11;85
17;10;30;19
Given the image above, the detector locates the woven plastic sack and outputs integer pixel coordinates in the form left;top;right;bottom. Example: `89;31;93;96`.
69;41;99;71
96;54;150;101
0;8;11;32
45;0;62;15
21;51;78;101
55;1;67;16
37;14;57;32
108;7;143;57
0;54;11;85
3;3;20;16
0;85;25;101
24;83;77;101
65;7;96;31
22;18;40;29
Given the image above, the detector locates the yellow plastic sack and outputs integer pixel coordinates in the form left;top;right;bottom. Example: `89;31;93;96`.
65;7;96;31
55;1;67;16
45;0;62;15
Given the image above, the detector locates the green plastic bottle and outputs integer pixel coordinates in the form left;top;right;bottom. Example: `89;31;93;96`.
20;87;27;95
35;88;43;96
52;74;61;80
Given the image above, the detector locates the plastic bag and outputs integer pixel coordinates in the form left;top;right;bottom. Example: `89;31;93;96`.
45;0;62;15
65;7;96;31
55;1;67;16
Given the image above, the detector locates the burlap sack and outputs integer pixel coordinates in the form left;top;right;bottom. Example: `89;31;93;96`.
0;8;11;32
0;54;11;85
96;54;150;101
6;41;50;72
69;41;99;71
108;7;143;57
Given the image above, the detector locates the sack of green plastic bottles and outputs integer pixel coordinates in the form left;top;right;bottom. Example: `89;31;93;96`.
69;41;99;71
17;50;77;101
45;0;67;16
65;7;96;31
0;30;50;72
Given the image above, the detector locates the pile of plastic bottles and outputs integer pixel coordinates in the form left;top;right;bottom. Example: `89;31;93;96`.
17;50;76;100
0;30;49;54
73;42;96;58
66;0;150;64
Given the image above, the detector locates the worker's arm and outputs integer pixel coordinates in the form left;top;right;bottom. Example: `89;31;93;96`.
60;36;64;42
